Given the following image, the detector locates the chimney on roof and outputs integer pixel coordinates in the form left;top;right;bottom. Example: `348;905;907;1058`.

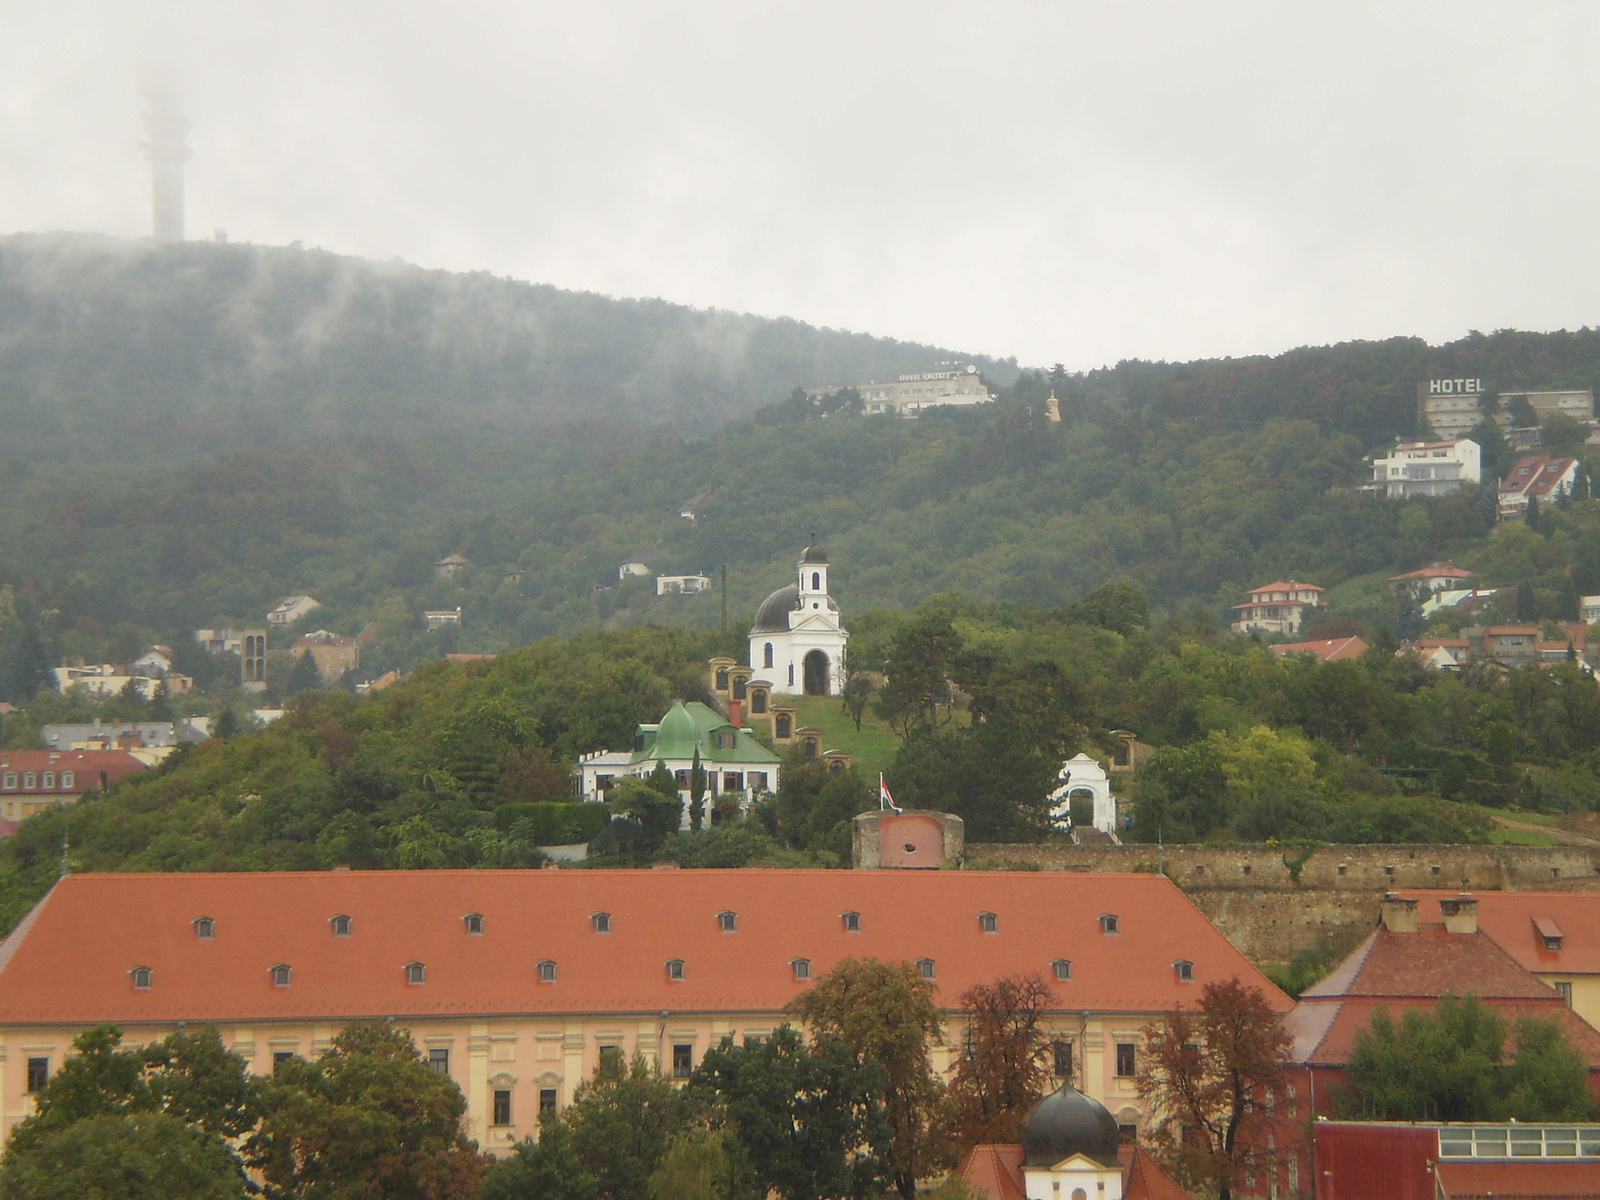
1440;893;1479;935
1380;893;1420;933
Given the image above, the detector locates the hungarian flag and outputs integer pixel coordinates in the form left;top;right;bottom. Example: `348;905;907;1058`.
879;774;902;814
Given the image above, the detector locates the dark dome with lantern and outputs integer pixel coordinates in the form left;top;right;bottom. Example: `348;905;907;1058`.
801;543;829;564
750;584;800;634
1019;1082;1121;1168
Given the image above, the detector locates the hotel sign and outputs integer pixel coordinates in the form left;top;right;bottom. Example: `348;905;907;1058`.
1427;378;1483;395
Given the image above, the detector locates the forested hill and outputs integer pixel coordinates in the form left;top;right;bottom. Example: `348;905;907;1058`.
0;233;1014;465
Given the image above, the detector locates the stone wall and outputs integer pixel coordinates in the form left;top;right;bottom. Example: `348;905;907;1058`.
965;842;1594;891
965;842;1598;963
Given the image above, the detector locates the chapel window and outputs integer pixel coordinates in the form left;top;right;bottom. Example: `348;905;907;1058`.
763;643;774;669
776;714;792;738
812;572;821;590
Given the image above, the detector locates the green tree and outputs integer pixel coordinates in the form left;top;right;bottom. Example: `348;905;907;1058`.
874;613;963;739
1342;993;1596;1121
0;1112;247;1200
564;1054;705;1200
1137;979;1293;1200
840;671;874;732
249;1021;486;1200
481;1117;598;1200
646;1129;743;1200
598;778;682;859
286;650;323;697
690;1024;889;1200
689;749;707;832
789;958;948;1200
1069;581;1150;635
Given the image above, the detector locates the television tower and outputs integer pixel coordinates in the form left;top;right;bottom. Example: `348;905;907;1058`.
141;91;190;242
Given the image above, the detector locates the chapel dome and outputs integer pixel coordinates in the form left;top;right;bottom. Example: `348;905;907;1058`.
801;543;829;564
750;584;800;634
1019;1082;1122;1168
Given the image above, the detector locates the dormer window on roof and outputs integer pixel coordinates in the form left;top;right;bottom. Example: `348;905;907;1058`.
792;957;811;980
330;915;351;937
842;910;861;933
916;957;935;979
538;960;557;983
592;912;611;934
271;964;292;987
717;910;737;932
193;916;215;939
1535;916;1565;952
978;911;998;934
666;958;686;981
464;913;484;935
131;965;152;989
1100;914;1119;934
406;961;426;985
1175;960;1195;982
1052;958;1072;981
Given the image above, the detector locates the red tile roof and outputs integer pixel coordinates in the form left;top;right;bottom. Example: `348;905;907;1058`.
1501;455;1579;498
1401;891;1600;977
1270;636;1369;662
1288;923;1600;1067
0;749;146;793
957;1144;1026;1200
1123;1146;1192;1200
0;870;1289;1026
1389;562;1474;583
1247;581;1325;593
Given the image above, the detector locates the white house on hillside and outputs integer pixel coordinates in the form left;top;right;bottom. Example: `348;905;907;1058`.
1230;580;1324;635
1370;438;1480;499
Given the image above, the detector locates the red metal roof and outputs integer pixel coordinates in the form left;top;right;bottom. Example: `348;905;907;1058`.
0;870;1289;1025
1313;1122;1439;1200
1437;1160;1600;1199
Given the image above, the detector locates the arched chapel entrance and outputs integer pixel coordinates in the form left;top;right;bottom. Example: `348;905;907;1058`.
803;650;830;696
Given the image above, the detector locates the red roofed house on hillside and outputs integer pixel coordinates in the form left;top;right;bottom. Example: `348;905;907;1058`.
1269;636;1369;663
1499;454;1580;520
1231;581;1324;636
0;870;1287;1154
0;749;146;823
1387;560;1475;595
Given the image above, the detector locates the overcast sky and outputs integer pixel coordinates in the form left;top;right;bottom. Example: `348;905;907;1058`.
2;2;1597;369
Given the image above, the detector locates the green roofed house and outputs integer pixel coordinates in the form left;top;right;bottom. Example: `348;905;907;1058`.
577;700;780;826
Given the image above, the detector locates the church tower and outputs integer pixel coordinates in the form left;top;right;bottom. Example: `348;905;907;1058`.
748;542;848;697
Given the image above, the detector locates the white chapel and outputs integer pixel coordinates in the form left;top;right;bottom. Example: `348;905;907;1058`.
749;544;848;696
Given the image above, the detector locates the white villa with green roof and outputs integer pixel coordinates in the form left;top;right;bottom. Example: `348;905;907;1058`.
576;700;781;825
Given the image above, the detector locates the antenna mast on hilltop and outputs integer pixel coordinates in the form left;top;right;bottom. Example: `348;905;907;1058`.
141;87;191;242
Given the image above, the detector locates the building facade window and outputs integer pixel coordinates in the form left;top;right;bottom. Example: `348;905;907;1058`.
271;964;292;987
792;957;811;980
672;1044;693;1078
978;911;998;933
41;773;53;789
538;960;557;983
464;913;484;934
732;676;747;700
916;957;935;979
1052;958;1071;981
428;1048;450;1075
1175;960;1194;982
812;572;821;590
598;1045;622;1071
1556;980;1574;1005
775;714;792;738
751;690;767;714
2;773;13;789
1100;914;1119;934
592;912;611;933
842;910;861;932
194;916;215;939
131;966;152;989
22;773;34;789
763;643;774;669
330;915;351;936
1115;1043;1136;1077
1052;1040;1074;1078
26;1058;48;1092
666;958;686;981
406;961;426;985
715;668;729;690
717;911;737;932
492;1089;512;1125
539;1088;558;1117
